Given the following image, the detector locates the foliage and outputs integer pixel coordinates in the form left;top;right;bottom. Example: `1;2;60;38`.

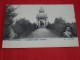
4;5;17;39
12;18;38;38
46;17;77;37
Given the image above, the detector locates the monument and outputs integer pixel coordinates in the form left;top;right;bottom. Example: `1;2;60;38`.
36;7;48;27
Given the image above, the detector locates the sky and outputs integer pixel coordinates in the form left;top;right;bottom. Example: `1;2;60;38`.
12;4;76;24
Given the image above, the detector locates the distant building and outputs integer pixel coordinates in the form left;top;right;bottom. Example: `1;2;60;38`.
36;7;48;28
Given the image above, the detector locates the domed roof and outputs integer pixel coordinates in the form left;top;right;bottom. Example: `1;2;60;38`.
39;7;44;13
36;7;48;19
37;13;47;19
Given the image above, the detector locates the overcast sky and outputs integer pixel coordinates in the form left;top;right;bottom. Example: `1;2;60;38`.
13;4;76;23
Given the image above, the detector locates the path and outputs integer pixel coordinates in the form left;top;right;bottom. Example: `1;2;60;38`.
27;28;57;38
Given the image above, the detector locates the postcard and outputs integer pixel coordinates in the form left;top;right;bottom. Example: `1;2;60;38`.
2;4;79;48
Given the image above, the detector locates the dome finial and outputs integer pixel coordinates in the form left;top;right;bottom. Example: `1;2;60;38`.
39;6;44;13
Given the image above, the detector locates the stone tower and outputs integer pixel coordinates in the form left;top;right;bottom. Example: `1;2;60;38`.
36;7;48;28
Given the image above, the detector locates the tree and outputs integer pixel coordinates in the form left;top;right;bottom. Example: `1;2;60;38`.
54;17;66;24
46;17;66;37
46;22;52;29
4;5;17;39
12;18;38;38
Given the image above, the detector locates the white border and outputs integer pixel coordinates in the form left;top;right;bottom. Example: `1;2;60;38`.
2;38;79;48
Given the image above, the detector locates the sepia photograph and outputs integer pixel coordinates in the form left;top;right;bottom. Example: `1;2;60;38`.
2;4;79;48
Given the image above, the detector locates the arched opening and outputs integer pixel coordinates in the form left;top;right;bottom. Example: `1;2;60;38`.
40;21;44;27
